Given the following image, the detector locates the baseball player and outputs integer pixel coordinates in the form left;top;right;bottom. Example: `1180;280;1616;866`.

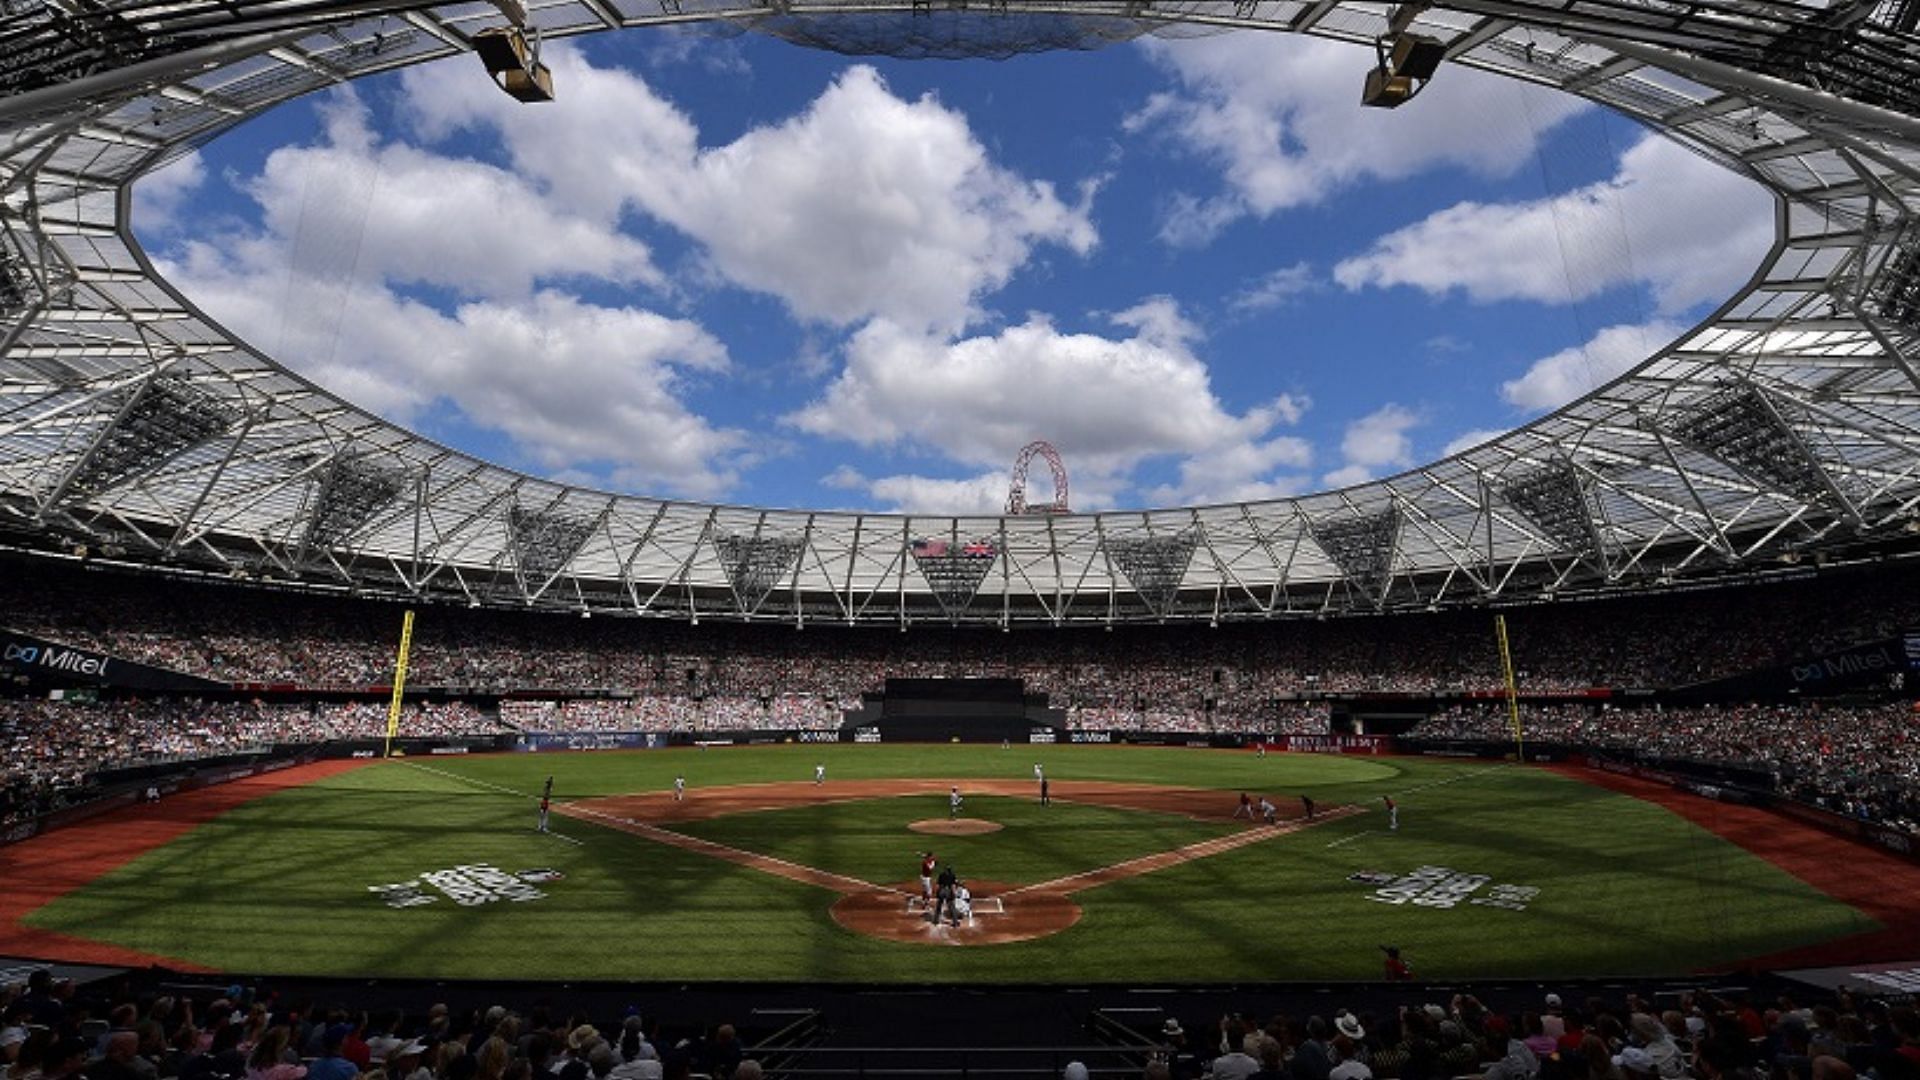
919;851;937;911
1384;795;1398;830
1301;794;1317;821
673;774;685;802
1033;762;1044;782
538;776;553;833
950;882;972;927
1040;775;1050;806
1233;792;1254;820
814;763;826;786
948;786;963;820
1258;796;1277;825
934;863;958;924
1256;743;1267;758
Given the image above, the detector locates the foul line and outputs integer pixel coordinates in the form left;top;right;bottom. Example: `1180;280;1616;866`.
558;803;893;897
401;762;589;846
1007;805;1365;897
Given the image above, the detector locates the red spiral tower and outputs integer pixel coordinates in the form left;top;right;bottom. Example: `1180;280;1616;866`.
1007;440;1070;515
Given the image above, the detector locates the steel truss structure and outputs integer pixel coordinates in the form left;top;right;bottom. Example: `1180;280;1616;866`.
3;1;1920;625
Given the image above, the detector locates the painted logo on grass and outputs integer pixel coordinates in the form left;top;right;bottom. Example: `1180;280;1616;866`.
369;864;554;908
1350;866;1540;911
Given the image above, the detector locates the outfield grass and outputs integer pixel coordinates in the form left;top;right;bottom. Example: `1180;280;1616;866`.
23;746;1878;982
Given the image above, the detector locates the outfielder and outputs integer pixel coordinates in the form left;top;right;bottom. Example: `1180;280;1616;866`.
814;763;826;785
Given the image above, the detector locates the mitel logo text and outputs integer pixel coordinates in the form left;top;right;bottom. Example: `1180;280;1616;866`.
3;641;110;677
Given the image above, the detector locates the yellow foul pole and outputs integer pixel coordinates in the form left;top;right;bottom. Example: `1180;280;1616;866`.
384;609;416;759
1494;614;1524;763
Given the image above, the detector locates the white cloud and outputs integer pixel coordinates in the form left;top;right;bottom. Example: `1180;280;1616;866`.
154;88;750;499
1500;320;1687;412
824;467;1014;515
1321;403;1422;487
244;93;658;303
1229;261;1317;313
1442;427;1510;457
401;53;1096;334
1129;34;1587;245
791;297;1311;509
1334;134;1772;314
131;151;206;234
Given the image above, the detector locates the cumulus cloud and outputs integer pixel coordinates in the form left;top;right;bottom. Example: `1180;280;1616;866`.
1128;34;1587;246
401;53;1097;334
1442;427;1510;457
823;466;1014;515
1322;404;1422;488
789;297;1311;509
1500;319;1687;412
131;151;207;234
153;88;749;498
1334;134;1773;314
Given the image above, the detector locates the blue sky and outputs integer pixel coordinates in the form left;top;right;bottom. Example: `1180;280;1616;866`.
133;20;1774;513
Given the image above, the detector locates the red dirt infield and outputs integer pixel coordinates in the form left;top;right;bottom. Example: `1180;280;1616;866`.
0;758;372;968
1553;764;1920;969
909;818;1004;835
562;780;1359;947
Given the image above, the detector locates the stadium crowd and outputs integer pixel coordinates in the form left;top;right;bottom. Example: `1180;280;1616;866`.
3;969;1918;1080
5;559;1918;704
1408;703;1920;833
0;700;491;827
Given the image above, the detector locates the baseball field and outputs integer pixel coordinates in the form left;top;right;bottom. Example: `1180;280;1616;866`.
5;744;1914;982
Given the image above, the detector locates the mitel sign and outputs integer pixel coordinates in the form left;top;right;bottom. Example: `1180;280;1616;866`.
3;639;111;678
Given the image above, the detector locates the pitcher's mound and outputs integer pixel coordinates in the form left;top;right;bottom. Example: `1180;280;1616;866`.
909;818;1003;835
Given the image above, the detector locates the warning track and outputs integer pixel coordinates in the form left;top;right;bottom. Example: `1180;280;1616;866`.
562;780;1357;946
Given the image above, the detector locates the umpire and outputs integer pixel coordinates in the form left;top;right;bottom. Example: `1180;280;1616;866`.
934;863;959;923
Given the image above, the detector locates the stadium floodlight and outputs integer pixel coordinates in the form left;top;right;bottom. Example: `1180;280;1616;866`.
1363;4;1443;108
473;26;553;103
506;502;594;588
55;374;240;503
1864;227;1920;332
300;452;410;560
714;532;806;614
910;536;1000;616
1308;507;1403;601
1104;531;1199;617
1499;459;1606;562
1660;383;1842;509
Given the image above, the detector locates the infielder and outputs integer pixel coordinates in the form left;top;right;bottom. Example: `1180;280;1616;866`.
1384;795;1398;830
538;776;553;833
948;786;963;820
814;763;826;785
1258;796;1277;825
673;775;685;802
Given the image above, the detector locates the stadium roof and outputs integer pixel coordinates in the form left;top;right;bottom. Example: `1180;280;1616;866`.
1;0;1919;625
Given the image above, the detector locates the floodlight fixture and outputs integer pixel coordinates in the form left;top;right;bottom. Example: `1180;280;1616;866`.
473;26;554;103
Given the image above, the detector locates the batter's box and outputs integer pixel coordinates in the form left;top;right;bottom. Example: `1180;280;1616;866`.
905;895;1006;916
